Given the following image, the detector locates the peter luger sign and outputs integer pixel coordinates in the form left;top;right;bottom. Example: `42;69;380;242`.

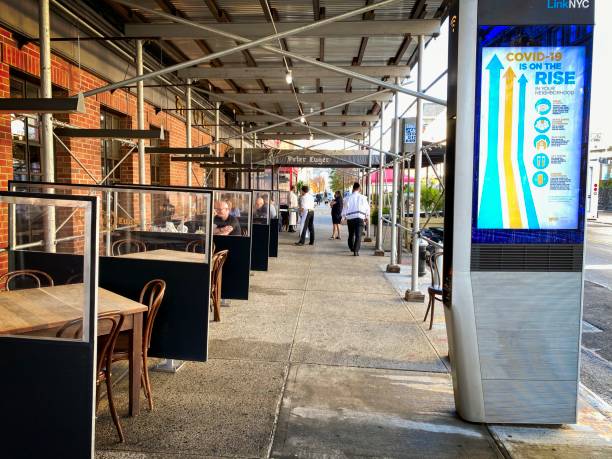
285;155;333;165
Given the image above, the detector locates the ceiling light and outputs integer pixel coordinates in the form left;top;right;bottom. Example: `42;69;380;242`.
285;70;293;85
300;116;306;123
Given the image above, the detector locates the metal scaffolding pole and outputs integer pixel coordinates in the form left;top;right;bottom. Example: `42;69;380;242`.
240;123;245;188
186;78;193;187
374;106;385;256
214;101;220;187
387;77;401;272
406;35;426;302
136;40;147;232
364;123;373;242
39;0;55;253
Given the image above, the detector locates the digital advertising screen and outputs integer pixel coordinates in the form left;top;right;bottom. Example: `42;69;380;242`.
476;45;586;231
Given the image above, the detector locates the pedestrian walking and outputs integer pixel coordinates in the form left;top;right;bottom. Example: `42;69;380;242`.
342;182;370;256
295;185;315;246
330;190;343;240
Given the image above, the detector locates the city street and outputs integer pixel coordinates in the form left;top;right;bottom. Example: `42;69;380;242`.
582;220;612;405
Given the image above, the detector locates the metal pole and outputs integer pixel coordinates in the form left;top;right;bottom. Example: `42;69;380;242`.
39;0;56;253
214;101;220;187
364;123;373;242
398;149;406;263
91;0;446;107
186;78;193;187
136;40;147;231
240;123;245;188
387;77;401;272
374;105;385;255
406;35;426;302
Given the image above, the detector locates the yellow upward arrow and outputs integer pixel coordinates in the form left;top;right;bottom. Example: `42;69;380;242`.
503;66;522;228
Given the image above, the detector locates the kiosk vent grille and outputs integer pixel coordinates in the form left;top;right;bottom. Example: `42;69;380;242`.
471;244;583;272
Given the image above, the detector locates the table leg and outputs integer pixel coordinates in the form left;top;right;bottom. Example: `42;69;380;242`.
129;312;143;416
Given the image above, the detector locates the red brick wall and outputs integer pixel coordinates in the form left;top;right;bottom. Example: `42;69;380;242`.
0;25;221;188
0;25;233;273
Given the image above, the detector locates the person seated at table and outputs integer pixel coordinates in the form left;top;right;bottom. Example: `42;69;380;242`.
228;198;241;218
254;197;268;222
213;200;241;236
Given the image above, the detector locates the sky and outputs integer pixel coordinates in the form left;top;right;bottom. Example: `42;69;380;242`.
299;3;612;152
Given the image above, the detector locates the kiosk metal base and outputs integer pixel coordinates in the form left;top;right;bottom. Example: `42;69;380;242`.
374;250;385;256
386;264;401;273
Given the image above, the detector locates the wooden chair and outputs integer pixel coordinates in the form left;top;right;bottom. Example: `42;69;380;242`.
210;250;229;322
111;239;147;256
423;251;443;330
185;240;204;253
112;279;166;411
0;269;54;291
57;312;125;443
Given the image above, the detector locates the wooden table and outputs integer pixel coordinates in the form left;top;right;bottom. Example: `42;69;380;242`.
0;284;147;416
119;248;205;263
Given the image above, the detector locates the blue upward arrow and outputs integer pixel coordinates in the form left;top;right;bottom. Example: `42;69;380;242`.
478;54;504;228
516;74;539;229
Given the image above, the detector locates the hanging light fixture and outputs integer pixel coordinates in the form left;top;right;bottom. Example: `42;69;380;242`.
309;133;314;141
300;116;306;123
285;70;293;85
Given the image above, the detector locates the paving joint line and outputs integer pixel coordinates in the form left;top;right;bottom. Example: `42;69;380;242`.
264;247;312;459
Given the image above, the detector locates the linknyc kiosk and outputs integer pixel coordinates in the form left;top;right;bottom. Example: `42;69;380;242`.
444;0;594;423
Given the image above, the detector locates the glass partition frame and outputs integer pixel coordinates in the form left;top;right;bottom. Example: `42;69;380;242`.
9;181;213;264
253;190;272;224
0;191;97;342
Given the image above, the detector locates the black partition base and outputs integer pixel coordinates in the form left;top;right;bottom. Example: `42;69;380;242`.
269;218;279;257
213;235;251;300
100;257;210;361
0;339;95;459
251;223;270;271
10;250;211;362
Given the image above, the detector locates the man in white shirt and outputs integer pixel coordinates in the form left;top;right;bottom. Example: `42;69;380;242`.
342;182;370;256
295;185;315;246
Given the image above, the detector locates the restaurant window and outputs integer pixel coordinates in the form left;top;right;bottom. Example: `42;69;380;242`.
10;76;43;182
100;108;125;185
149;134;161;186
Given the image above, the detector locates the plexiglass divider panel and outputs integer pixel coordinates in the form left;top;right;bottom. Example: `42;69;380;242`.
9;182;212;264
212;190;252;237
253;190;271;224
0;191;99;458
269;191;280;257
9;181;214;362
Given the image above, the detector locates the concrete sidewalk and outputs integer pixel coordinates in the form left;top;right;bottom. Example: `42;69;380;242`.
96;208;612;458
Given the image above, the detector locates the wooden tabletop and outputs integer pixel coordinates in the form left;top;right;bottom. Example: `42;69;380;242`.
0;284;147;336
118;248;206;263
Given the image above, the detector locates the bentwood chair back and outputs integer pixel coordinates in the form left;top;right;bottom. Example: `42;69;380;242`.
210;250;229;322
111;239;147;256
0;269;54;291
423;251;444;331
112;279;166;411
185;240;204;253
56;311;125;443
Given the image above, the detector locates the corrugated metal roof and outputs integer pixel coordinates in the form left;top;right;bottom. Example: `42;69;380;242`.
104;0;447;137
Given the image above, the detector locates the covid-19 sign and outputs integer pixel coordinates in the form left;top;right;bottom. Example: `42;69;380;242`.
476;46;586;230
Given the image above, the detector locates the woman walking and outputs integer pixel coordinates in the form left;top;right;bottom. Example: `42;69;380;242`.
330;190;343;240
